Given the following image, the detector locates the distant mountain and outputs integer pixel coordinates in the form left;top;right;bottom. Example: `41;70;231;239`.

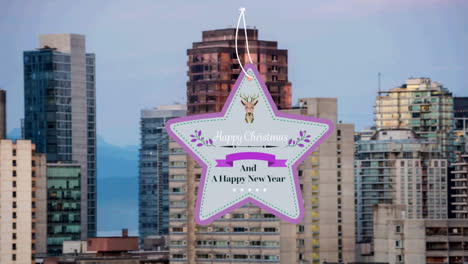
96;135;139;235
7;128;21;139
97;135;138;179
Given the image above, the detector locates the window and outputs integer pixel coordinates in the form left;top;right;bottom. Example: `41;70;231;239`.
397;255;404;262
12;181;16;188
12;202;16;208
12;233;16;239
298;225;305;233
12;160;16;166
396;225;401;233
395;240;402;248
12;191;16;198
233;227;245;232
13;170;16;177
12;254;16;261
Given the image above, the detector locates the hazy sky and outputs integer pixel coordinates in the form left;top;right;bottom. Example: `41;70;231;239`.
1;0;467;146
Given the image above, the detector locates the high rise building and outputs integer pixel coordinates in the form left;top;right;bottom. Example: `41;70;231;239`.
186;28;291;114
23;34;97;238
46;163;81;255
454;97;468;154
374;78;453;159
373;204;468;264
355;130;448;246
0;140;47;263
0;89;6;139
282;98;356;263
169;98;355;263
170;28;290;264
449;153;468;219
139;104;186;243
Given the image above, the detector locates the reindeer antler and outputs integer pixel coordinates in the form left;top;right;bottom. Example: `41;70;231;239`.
250;94;259;101
240;93;248;101
240;93;259;102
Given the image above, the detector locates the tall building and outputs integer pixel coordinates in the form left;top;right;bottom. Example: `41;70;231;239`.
0;89;6;139
355;130;448;245
454;97;468;154
375;78;453;159
373;204;468;264
169;98;356;263
282;98;356;263
0;140;47;264
46;163;81;255
23;34;97;238
186;28;291;114
449;153;468;219
139;104;186;243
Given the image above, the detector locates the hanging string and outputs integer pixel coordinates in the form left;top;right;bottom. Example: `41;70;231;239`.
235;7;254;79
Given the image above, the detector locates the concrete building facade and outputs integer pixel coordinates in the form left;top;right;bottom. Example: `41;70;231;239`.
373;204;468;264
0;140;47;264
23;34;97;238
355;130;447;245
139;105;186;243
168;98;356;263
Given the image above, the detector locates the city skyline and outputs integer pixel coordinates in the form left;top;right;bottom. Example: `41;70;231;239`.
0;2;467;262
1;0;468;146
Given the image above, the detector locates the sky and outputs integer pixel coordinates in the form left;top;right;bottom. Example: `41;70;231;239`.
1;0;467;146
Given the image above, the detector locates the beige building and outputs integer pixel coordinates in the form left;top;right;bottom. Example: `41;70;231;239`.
168;98;355;263
373;204;468;264
374;77;453;160
0;140;46;263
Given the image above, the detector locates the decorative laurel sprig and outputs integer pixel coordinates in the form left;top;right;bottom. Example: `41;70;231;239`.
287;130;311;148
190;130;215;147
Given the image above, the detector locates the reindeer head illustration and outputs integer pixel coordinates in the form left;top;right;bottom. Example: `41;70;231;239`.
240;93;259;124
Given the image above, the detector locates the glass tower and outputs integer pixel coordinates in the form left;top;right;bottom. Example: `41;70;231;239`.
23;34;96;238
139;105;186;243
46;163;81;255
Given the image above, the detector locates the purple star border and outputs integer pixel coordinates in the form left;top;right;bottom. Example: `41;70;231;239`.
165;64;334;225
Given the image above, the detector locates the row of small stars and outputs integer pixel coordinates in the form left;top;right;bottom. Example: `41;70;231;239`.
233;188;267;192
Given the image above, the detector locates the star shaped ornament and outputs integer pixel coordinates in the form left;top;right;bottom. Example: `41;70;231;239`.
166;64;333;225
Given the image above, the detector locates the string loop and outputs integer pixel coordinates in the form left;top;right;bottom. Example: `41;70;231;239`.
235;7;254;79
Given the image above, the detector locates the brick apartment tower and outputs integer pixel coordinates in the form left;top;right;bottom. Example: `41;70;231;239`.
169;29;355;263
186;28;291;114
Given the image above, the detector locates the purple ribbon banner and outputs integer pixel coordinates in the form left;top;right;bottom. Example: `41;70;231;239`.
215;152;287;167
